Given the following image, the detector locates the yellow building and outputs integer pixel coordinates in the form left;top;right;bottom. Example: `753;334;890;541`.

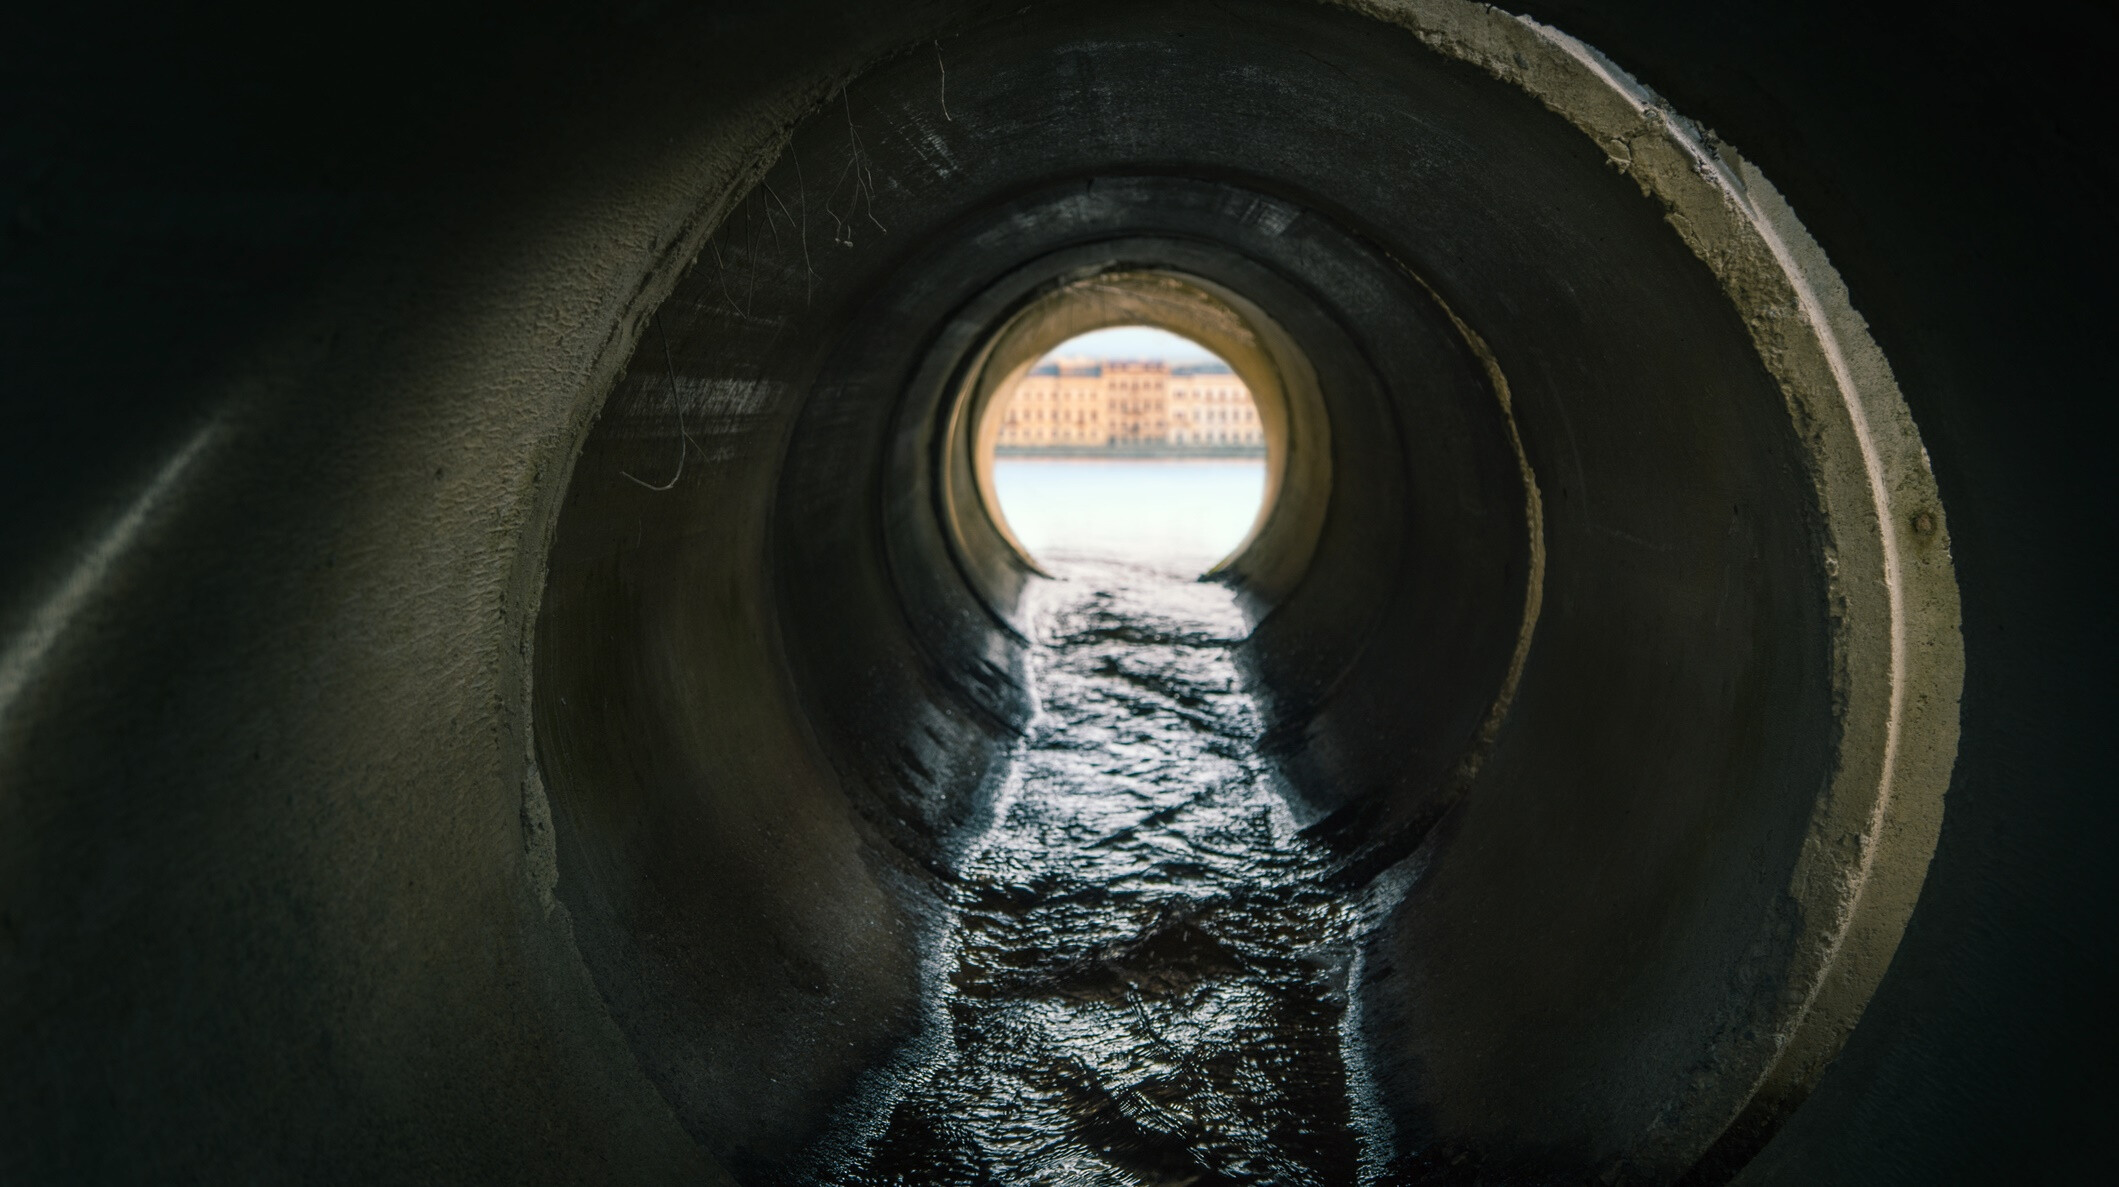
1166;367;1262;448
995;358;1260;452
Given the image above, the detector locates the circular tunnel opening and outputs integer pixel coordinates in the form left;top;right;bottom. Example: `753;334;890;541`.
523;2;1963;1182
985;325;1273;576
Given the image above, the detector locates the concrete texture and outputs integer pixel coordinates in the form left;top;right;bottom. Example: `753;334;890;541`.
2;0;2109;1183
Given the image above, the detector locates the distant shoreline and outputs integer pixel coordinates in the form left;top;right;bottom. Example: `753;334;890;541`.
996;446;1265;460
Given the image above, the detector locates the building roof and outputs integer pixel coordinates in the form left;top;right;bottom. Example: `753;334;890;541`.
1025;356;1236;377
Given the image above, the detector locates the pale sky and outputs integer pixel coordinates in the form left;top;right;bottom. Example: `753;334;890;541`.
1038;325;1222;364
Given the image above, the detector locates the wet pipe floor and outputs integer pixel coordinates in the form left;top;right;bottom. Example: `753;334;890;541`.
827;560;1383;1185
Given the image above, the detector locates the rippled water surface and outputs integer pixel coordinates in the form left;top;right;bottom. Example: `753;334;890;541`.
823;545;1369;1184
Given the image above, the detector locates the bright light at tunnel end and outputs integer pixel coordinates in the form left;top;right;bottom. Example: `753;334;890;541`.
986;325;1270;576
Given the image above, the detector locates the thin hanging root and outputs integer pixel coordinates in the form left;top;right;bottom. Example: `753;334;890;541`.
762;178;815;300
620;322;704;492
936;40;952;121
843;85;888;234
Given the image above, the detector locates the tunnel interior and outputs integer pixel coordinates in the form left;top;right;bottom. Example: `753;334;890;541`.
525;1;1957;1181
21;0;2081;1183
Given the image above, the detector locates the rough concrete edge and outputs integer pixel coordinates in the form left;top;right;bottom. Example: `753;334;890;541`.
1716;154;1965;1123
1325;0;1966;1170
486;72;860;1184
505;107;825;930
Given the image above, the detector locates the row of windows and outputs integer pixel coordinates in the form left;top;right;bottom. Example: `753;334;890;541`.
1012;388;1245;399
1017;392;1245;404
999;372;1259;446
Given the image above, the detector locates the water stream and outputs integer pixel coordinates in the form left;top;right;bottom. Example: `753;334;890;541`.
827;555;1370;1184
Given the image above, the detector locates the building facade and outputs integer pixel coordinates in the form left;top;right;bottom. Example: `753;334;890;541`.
995;358;1262;453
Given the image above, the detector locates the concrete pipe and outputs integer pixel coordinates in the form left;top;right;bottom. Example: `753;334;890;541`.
2;0;2110;1183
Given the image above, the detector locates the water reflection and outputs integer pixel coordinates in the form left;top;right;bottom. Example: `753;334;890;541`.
992;460;1265;575
825;541;1369;1184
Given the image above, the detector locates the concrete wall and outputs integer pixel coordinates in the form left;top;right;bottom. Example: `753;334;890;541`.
2;1;2110;1182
